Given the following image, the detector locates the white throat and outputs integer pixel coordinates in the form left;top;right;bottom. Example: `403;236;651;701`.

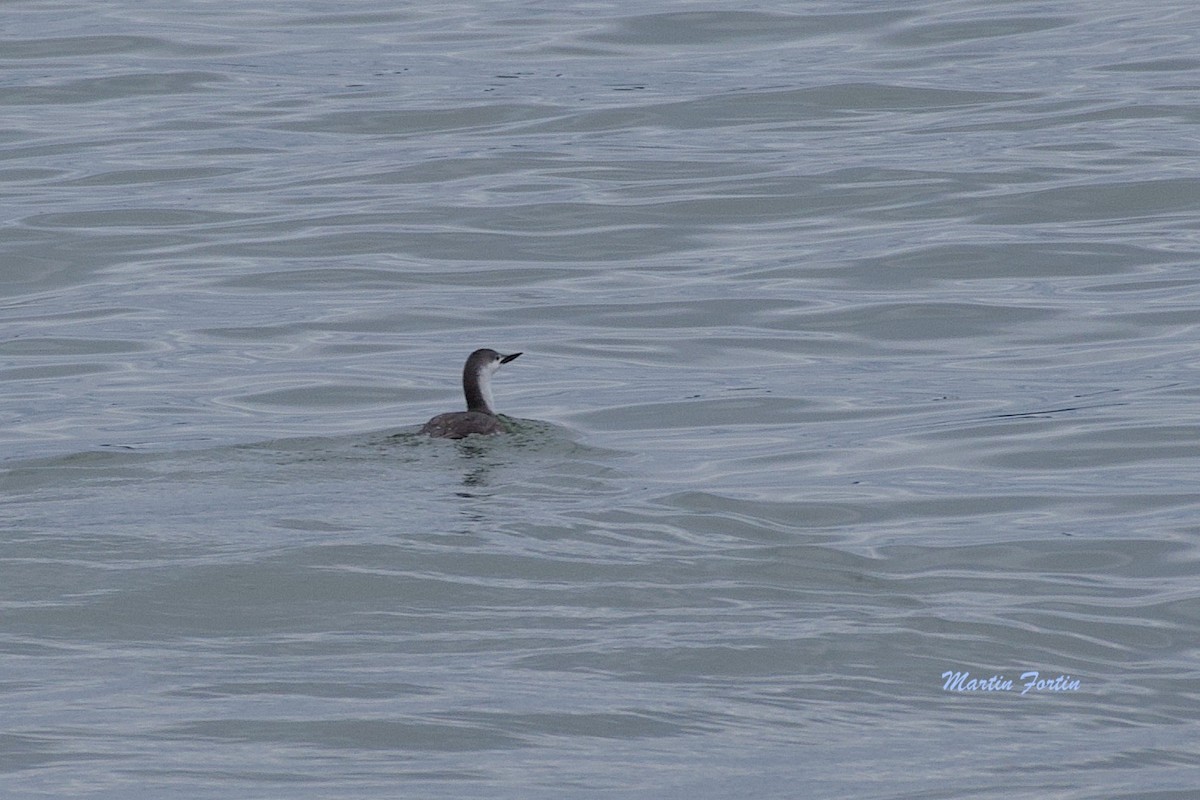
478;367;496;414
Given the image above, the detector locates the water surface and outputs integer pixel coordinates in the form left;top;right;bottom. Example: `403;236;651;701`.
3;2;1200;798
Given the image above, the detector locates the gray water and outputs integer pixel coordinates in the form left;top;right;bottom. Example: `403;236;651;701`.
3;1;1199;797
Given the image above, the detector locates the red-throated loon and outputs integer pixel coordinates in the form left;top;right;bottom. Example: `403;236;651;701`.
420;349;522;439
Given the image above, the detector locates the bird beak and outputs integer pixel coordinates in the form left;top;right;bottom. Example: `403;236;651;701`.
501;352;522;364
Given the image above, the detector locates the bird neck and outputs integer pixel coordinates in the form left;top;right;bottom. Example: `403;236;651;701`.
463;366;495;414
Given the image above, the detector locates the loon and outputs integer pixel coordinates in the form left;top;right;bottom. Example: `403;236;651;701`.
420;349;522;439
